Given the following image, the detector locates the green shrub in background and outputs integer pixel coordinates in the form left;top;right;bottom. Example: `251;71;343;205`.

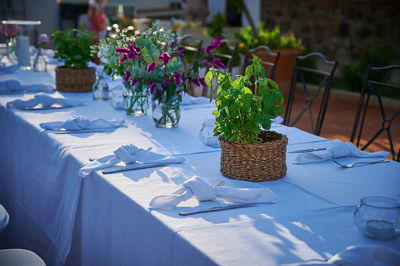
203;13;227;39
337;44;398;98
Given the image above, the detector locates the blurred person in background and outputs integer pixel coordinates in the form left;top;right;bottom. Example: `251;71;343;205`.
79;0;108;39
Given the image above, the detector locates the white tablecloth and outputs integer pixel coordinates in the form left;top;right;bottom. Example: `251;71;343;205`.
0;61;399;266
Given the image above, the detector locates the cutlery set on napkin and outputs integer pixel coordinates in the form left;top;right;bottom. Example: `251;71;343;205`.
0;80;55;94
6;94;82;110
149;176;280;214
79;144;185;177
290;139;390;165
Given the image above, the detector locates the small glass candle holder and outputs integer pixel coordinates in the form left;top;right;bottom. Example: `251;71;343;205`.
354;196;400;241
33;55;47;72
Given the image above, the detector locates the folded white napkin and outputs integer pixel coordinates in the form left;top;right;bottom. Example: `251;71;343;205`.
6;94;81;110
40;116;126;131
0;80;55;94
272;116;283;124
79;144;185;177
149;176;280;210
284;245;400;265
0;204;9;231
295;139;389;164
182;93;210;105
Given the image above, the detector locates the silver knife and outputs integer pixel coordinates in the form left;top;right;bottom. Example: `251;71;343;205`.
102;163;167;174
288;148;327;153
179;203;257;216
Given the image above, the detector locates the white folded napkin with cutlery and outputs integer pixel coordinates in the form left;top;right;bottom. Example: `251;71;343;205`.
182;93;210;105
6;94;81;110
149;176;280;210
284;245;400;265
40;115;126;131
79;144;185;177
295;139;389;164
0;80;55;94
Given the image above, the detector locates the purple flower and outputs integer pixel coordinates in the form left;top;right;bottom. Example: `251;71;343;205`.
213;58;226;70
131;77;138;87
174;73;183;86
115;48;130;54
176;52;184;59
191;78;200;87
159;52;171;66
119;53;128;63
170;39;178;46
39;33;49;43
147;61;157;72
148;81;157;94
124;71;131;83
177;46;185;52
199;77;207;88
201;59;213;68
162;79;170;88
205;37;223;55
127;42;140;60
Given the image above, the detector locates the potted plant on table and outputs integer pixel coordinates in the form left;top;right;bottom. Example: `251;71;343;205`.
205;55;288;181
52;27;96;92
236;23;303;95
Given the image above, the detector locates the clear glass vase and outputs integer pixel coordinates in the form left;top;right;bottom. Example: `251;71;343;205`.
124;81;149;116
33;54;47;72
151;93;182;128
92;75;109;101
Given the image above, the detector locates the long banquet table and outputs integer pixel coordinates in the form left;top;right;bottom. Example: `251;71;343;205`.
0;61;399;266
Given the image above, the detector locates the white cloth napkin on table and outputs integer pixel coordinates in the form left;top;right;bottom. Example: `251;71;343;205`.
283;245;400;265
6;94;81;110
0;65;19;74
79;144;185;177
295;139;389;164
40;116;126;131
182;93;210;105
149;176;280;210
0;80;55;94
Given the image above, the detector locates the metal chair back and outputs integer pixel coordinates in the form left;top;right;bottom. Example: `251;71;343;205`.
283;52;338;136
350;65;400;161
242;46;280;79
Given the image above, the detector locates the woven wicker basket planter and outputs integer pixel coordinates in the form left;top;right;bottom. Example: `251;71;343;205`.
55;67;96;92
219;131;288;182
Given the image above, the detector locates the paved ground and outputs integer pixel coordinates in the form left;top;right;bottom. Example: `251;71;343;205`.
289;89;400;160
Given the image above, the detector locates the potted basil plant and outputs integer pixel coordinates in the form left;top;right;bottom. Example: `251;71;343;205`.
52;27;96;92
205;55;288;182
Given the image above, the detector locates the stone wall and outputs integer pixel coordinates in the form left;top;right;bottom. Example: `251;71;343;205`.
260;0;400;66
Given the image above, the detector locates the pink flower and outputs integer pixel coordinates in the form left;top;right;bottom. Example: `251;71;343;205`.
131;77;138;87
192;78;200;87
39;33;49;43
170;39;178;46
174;73;183;86
147;61;157;72
213;58;226;70
127;42;140;60
201;59;213;68
119;53;128;63
115;48;130;54
148;81;157;94
162;80;170;88
199;77;207;88
205;37;223;55
159;52;171;66
124;71;131;83
177;46;185;52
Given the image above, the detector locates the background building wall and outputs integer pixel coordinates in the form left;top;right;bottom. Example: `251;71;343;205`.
260;0;400;64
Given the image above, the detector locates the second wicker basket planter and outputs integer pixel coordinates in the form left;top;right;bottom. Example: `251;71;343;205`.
55;66;96;92
219;131;288;182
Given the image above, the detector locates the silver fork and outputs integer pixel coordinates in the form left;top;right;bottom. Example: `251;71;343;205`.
332;159;391;168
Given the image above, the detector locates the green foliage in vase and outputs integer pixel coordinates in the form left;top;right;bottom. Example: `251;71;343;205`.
52;27;96;70
236;23;302;51
205;55;284;144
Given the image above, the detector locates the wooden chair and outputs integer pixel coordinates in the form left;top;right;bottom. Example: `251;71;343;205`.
283;52;338;136
350;65;400;161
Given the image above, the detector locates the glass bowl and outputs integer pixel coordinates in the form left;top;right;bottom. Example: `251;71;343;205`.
354;196;400;241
